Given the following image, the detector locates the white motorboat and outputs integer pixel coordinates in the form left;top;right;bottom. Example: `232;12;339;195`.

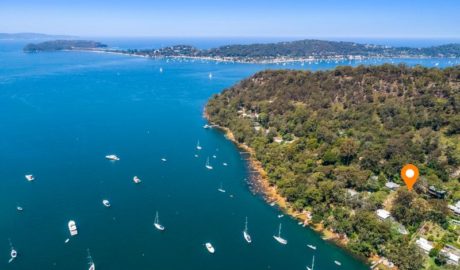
133;176;141;184
203;124;210;129
306;255;315;270
16;206;23;211
243;217;252;243
205;242;215;253
222;162;228;166
273;223;287;245
105;154;120;161
205;157;213;170
68;220;78;236
208;73;213;79
334;260;342;266
25;174;34;181
307;244;317;250
102;200;111;207
65;238;70;243
154;211;165;231
161;158;167;162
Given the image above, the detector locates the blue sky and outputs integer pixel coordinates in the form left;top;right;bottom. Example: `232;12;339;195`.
1;0;459;38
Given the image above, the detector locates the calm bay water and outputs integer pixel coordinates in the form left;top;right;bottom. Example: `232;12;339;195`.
0;39;458;270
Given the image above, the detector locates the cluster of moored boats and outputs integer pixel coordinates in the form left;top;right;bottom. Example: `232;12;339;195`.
13;138;342;269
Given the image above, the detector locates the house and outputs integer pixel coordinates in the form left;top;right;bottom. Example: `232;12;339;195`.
385;181;400;190
376;209;391;220
416;237;433;253
448;204;460;215
428;185;446;199
273;137;283;143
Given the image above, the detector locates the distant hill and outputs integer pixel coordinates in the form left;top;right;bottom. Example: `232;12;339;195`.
0;33;75;40
23;40;107;52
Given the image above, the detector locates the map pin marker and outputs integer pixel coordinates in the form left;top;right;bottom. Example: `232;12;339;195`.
401;164;419;191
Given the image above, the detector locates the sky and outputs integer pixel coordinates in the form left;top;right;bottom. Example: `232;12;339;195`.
0;0;459;38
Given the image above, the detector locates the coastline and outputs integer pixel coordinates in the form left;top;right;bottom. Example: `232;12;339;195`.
69;48;455;65
203;110;386;268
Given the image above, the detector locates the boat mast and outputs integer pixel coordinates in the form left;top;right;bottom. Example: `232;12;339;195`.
278;224;282;237
245;217;248;232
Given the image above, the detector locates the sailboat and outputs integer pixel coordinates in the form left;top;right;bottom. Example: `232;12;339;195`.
196;140;202;150
154;211;165;231
273;223;287;245
217;183;226;193
306;255;315;270
87;249;95;270
243;217;252;243
8;239;17;263
205;157;213;170
307;244;317;250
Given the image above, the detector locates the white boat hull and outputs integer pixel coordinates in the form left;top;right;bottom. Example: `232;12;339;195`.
273;235;287;245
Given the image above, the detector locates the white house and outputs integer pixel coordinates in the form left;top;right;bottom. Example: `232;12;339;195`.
416;238;433;253
376;209;391;220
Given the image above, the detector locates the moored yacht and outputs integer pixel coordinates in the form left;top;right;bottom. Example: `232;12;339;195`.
102;200;111;207
334;260;342;266
16;206;23;211
273;223;287;245
87;249;95;270
154;211;165;231
68;220;78;236
8;240;17;263
105;154;120;161
205;157;213;170
196;140;202;150
205;242;215;253
25;174;34;181
307;244;316;250
306;255;315;270
133;176;141;184
217;183;226;193
243;217;252;243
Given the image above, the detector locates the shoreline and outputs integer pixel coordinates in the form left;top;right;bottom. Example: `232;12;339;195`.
69;48;458;65
203;110;389;269
203;110;382;268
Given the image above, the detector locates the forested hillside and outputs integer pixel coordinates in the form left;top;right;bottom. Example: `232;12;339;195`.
206;64;460;269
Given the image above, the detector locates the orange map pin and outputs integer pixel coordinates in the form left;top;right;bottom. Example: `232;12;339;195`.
401;164;419;191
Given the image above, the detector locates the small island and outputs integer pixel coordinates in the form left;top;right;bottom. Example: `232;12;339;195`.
24;39;460;63
23;40;107;52
205;64;460;269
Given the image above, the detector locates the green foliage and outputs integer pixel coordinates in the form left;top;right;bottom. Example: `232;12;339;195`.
205;65;460;269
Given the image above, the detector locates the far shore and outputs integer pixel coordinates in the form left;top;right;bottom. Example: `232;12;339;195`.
70;48;452;65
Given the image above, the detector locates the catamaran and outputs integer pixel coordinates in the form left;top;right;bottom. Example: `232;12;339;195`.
243;217;252;243
105;154;120;161
154;211;165;231
205;157;213;170
25;174;34;181
273;223;287;245
102;200;111;207
87;249;95;270
68;220;78;236
217;183;226;193
306;255;315;270
8;240;17;263
205;242;215;253
133;176;141;184
196;140;202;150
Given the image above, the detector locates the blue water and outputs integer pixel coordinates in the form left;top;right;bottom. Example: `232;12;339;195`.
0;39;458;270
